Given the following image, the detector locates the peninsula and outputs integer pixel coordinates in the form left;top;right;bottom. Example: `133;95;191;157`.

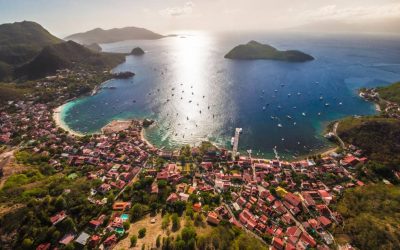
224;40;314;62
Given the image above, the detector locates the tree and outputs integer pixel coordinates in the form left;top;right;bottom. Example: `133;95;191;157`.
130;203;144;222
162;214;170;230
130;235;138;247
123;221;130;230
181;226;196;242
194;213;203;227
55;197;67;210
138;228;146;238
21;238;33;249
60;217;75;232
171;213;180;232
156;235;161;248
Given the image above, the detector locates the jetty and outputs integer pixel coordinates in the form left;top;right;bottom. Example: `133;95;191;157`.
231;128;242;160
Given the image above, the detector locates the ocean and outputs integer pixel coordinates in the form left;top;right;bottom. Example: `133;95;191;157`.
61;31;400;159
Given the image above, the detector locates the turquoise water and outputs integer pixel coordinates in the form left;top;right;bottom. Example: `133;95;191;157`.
62;32;400;159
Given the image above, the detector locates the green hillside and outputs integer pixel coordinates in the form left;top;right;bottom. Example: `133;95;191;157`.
337;116;400;166
0;21;61;65
377;81;400;104
334;185;400;250
16;40;125;79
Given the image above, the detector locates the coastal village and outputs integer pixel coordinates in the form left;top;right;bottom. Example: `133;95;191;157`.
0;70;375;250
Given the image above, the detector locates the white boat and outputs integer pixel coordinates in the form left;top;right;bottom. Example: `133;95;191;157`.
277;124;283;128
302;112;306;116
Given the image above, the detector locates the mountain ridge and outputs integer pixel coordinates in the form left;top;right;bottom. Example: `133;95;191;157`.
65;26;164;44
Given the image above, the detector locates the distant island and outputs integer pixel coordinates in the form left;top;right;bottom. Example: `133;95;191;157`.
131;47;145;56
225;40;314;62
65;26;164;44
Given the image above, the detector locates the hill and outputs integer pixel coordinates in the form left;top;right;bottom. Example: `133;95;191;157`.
65;26;164;44
0;21;61;66
15;41;125;79
224;41;314;62
377;81;400;104
0;21;62;80
334;184;400;249
337;116;400;167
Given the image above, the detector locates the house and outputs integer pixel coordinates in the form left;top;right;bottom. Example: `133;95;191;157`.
75;232;90;246
89;235;101;248
98;183;111;194
284;193;302;208
272;237;285;250
50;211;67;225
36;243;51;250
59;233;75;245
166;193;179;203
103;234;118;248
193;203;202;212
112;202;131;211
207;211;220;225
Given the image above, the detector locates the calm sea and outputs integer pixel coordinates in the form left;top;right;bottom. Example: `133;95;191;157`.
62;31;400;159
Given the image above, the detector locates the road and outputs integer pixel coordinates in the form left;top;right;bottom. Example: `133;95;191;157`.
332;122;345;149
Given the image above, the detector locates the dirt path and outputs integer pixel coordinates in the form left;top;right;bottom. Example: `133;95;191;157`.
114;214;168;250
0;149;26;189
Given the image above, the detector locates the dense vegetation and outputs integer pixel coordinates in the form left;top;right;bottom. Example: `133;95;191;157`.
224;41;314;62
338;116;400;169
0;21;61;80
16;41;125;79
0;83;29;104
64;26;164;44
377;81;400;104
334;185;400;250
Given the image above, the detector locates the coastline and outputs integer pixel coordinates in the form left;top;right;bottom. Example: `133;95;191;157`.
141;127;156;149
53;103;85;137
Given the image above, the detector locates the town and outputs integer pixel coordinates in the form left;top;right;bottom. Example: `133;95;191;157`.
0;87;370;249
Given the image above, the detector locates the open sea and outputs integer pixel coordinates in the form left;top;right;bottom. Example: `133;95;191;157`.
61;31;400;159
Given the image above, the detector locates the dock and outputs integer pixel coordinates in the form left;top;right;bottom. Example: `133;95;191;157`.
231;128;242;160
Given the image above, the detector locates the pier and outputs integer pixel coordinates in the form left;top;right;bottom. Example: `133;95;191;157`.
231;128;242;160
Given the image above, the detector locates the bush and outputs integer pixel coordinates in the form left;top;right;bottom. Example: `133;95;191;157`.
138;228;146;238
130;235;137;247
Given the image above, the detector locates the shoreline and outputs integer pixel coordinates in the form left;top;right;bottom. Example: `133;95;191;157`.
53;103;85;137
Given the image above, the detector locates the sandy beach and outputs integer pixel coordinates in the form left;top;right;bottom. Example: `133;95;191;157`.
53;104;84;137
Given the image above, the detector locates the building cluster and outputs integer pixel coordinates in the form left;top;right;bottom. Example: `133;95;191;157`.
0;98;371;250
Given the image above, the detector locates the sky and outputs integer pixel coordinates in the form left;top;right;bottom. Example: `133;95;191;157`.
1;0;400;37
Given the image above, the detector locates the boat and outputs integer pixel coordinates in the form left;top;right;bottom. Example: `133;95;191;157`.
293;122;297;125
302;112;306;116
319;96;323;100
325;103;330;107
339;102;343;105
286;115;292;119
318;112;321;116
262;106;266;110
288;93;291;97
277;124;283;128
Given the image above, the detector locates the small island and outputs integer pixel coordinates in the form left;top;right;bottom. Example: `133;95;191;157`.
131;47;145;56
224;40;314;62
112;71;135;79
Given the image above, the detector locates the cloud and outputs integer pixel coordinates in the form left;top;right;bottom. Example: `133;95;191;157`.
303;3;400;22
159;2;194;17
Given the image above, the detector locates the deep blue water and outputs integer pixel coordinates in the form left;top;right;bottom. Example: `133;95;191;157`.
62;32;400;159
